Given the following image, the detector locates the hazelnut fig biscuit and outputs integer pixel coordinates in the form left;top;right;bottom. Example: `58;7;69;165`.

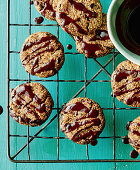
128;116;140;154
74;13;114;58
20;32;65;78
60;97;105;145
10;83;54;127
34;0;56;21
54;0;102;37
111;60;140;107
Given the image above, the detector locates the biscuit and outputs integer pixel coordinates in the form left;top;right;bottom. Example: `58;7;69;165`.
60;97;105;145
34;0;56;21
10;83;54;127
20;32;65;78
54;0;102;36
74;13;114;58
128;116;140;154
111;60;140;107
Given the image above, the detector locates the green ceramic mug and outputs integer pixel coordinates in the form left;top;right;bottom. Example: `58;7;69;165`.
107;0;140;65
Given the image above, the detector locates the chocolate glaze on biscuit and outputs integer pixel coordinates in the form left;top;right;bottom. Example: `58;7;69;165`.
10;83;54;127
20;32;65;78
60;97;105;145
128;116;140;154
74;13;114;58
111;60;140;107
54;0;102;36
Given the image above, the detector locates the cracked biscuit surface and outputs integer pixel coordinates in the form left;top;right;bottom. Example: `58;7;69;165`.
54;0;102;36
60;97;105;145
20;32;65;78
34;0;56;21
128;116;140;154
10;83;54;127
74;13;114;58
111;60;140;107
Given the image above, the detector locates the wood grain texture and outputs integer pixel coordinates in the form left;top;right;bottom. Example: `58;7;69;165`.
0;0;140;169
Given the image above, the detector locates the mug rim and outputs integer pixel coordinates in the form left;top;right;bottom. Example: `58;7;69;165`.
107;0;140;65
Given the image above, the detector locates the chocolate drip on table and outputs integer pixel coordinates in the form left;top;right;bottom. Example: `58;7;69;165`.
122;136;129;144
11;84;46;123
130;150;139;159
67;44;72;50
34;16;44;24
63;102;100;142
90;139;98;146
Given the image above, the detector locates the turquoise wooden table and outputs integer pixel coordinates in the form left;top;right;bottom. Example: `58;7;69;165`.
1;0;140;169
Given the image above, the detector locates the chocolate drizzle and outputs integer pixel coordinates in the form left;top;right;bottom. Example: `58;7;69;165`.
65;118;100;133
114;69;139;82
89;30;109;41
57;12;88;35
126;90;140;105
130;139;140;147
63;102;99;118
22;36;55;51
56;0;98;35
11;84;47;124
22;42;54;66
40;0;56;18
81;41;101;57
31;59;57;75
113;69;140;105
22;35;58;75
76;36;101;57
63;102;101;142
68;0;95;18
34;0;56;18
129;121;140;149
72;130;99;142
130;129;140;136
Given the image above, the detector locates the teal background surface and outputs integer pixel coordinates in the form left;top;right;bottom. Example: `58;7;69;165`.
0;0;140;169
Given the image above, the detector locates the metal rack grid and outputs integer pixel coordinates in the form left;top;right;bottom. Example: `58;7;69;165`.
7;0;140;163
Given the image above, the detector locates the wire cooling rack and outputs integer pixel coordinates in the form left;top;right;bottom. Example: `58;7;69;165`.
7;0;140;163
